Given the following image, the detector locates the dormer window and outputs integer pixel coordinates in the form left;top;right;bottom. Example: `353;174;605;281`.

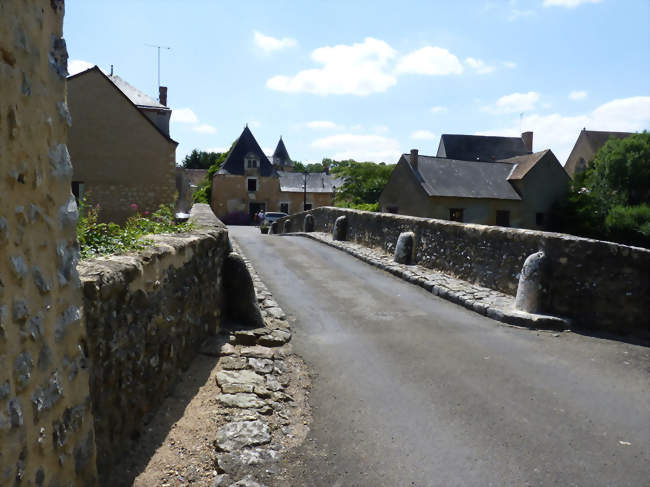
246;158;258;169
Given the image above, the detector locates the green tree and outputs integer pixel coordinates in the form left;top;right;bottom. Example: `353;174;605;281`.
551;131;650;247
330;159;395;209
181;149;225;169
192;150;230;203
293;161;325;173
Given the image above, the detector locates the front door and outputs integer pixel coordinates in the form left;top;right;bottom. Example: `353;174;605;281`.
249;202;266;223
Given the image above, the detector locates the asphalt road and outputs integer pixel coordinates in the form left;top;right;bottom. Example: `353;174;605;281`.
229;226;650;487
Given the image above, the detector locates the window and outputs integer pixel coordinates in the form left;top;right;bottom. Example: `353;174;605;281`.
496;210;510;227
280;202;289;214
387;206;399;214
449;208;464;222
247;178;257;192
246;159;258;169
71;181;84;204
536;212;545;226
304;203;313;211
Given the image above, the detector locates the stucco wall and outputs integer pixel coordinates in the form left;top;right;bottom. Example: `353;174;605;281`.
77;204;228;475
212;173;333;220
0;1;97;484
277;207;650;337
67;69;177;224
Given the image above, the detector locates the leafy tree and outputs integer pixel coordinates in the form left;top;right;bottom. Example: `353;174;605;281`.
181;149;226;169
551;131;650;247
329;159;395;208
192;149;230;203
293;161;325;173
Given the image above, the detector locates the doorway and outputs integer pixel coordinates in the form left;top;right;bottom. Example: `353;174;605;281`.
249;202;266;223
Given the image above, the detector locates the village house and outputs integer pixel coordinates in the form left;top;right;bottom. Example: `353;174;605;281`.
564;128;632;178
67;66;178;223
211;126;341;222
379;133;570;229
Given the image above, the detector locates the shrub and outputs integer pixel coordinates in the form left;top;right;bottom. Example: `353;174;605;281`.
604;204;650;247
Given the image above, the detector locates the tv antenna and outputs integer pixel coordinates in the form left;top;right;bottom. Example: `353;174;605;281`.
145;43;171;89
519;112;524;133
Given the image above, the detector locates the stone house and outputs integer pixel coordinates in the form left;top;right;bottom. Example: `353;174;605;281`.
379;133;569;229
564;128;632;178
67;66;178;223
211;126;341;221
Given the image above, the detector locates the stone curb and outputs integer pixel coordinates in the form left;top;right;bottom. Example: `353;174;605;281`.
281;232;570;332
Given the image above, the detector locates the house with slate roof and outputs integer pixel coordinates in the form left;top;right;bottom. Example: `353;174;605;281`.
379;132;569;229
67;66;178;223
564;128;633;178
211;126;341;221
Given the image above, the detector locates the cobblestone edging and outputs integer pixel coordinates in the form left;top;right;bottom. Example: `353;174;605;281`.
199;239;310;487
283;232;570;331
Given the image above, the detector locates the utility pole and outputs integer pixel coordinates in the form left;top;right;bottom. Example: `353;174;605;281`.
145;43;171;97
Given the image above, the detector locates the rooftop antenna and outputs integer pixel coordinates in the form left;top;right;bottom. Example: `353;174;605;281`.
145;43;171;96
519;112;524;134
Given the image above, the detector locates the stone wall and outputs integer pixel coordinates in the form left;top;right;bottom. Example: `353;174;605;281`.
77;204;229;476
1;1;98;485
277;207;650;337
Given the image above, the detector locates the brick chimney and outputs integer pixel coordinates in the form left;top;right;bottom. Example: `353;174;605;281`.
521;131;533;153
159;86;168;106
410;149;419;169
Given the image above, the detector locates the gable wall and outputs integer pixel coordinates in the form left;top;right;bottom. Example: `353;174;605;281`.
68;70;177;223
564;133;593;178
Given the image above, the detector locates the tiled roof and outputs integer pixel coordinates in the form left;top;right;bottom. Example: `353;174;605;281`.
277;171;343;193
437;134;529;162
408;155;521;200
500;150;549;180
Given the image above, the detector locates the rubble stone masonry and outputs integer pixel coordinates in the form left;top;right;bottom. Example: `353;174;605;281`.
0;1;97;484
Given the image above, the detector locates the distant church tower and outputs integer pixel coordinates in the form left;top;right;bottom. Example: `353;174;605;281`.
272;137;294;172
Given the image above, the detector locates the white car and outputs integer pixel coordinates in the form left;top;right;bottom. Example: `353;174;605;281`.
263;212;288;225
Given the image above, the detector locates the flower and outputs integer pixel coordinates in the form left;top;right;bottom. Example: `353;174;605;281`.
143;211;150;216
130;203;138;210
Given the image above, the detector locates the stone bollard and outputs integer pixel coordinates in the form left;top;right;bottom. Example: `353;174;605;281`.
332;216;348;241
223;252;265;328
283;220;292;233
270;221;278;234
514;251;546;314
304;214;315;232
394;231;415;264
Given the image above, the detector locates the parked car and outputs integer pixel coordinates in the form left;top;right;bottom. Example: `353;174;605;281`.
263;212;288;225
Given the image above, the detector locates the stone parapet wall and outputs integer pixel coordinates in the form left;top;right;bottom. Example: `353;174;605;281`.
1;1;98;485
277;207;650;337
77;204;229;475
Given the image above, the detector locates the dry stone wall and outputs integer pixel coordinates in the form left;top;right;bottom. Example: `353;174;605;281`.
77;204;229;476
1;1;98;485
277;207;650;337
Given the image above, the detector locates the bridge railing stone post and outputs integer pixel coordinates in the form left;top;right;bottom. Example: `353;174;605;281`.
270;221;278;234
394;231;415;264
304;214;315;232
514;251;546;313
283;220;292;233
333;215;348;241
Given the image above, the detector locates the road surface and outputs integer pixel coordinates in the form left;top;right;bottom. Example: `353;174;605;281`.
229;226;649;487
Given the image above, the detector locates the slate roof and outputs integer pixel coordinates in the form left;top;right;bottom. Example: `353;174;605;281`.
499;150;550;180
407;155;521;200
437;134;529;162
218;126;275;176
272;137;293;167
277;171;343;193
107;74;167;109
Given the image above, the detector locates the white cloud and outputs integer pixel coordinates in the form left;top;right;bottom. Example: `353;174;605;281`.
431;106;448;114
312;133;401;162
569;90;588;100
68;59;94;76
248;120;261;128
484;91;540;114
193;124;217;134
267;37;397;96
477;96;650;161
508;8;535;21
410;130;437;140
253;31;297;52
374;125;389;134
171;108;199;124
543;0;601;7
306;120;339;130
503;61;517;69
465;57;495;74
396;46;463;76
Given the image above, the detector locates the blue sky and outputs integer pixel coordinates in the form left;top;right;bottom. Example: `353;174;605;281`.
65;0;650;165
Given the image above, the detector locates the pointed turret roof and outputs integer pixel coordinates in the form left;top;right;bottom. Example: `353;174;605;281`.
218;126;274;176
272;137;293;167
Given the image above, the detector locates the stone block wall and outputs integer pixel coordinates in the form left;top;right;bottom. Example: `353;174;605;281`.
77;204;229;475
277;208;650;337
1;1;98;485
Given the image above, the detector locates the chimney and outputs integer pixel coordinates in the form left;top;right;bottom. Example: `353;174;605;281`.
159;86;168;106
521;131;533;153
410;149;419;169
